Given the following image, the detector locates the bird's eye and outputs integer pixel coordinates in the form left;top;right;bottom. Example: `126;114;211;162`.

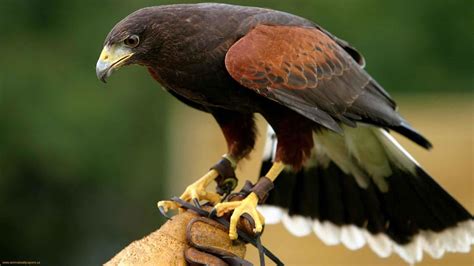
124;35;140;48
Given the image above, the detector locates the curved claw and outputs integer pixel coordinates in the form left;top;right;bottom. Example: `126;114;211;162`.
214;192;264;240
158;205;172;219
193;198;202;208
209;207;218;218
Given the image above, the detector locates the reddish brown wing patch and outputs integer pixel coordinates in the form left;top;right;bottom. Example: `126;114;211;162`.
225;25;349;92
225;25;400;134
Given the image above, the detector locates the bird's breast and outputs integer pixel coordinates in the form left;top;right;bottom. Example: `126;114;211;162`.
147;63;263;112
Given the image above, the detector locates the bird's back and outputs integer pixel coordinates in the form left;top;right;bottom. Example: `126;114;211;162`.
143;3;315;65
136;4;317;109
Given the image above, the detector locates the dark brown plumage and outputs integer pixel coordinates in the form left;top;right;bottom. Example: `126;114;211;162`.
99;3;429;168
97;3;472;263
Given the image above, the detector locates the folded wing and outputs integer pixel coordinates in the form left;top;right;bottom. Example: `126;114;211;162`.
225;25;431;148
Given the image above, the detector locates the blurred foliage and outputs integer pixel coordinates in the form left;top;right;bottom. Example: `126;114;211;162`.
0;0;472;265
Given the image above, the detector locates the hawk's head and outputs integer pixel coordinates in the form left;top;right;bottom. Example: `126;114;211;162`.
96;7;165;82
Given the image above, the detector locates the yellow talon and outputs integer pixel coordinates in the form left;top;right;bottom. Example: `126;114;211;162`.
157;169;222;212
214;192;264;240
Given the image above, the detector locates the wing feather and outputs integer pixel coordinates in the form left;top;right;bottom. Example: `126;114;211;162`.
225;24;431;148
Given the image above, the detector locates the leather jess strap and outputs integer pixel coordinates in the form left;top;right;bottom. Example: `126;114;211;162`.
169;197;284;266
211;157;238;196
250;177;274;204
236;177;274;204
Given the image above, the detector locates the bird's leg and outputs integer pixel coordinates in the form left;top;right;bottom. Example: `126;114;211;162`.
214;161;285;240
158;155;238;213
264;161;285;182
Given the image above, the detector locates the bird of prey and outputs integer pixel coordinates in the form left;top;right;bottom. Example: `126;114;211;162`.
96;3;473;263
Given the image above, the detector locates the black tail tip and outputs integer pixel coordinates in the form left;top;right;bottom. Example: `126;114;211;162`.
392;123;433;150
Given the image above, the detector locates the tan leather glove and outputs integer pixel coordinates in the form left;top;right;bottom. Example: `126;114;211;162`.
105;178;278;266
105;209;246;266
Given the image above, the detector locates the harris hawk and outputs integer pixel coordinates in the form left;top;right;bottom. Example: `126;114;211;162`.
96;3;473;263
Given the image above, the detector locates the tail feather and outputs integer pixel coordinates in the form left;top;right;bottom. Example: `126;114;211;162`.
259;125;473;264
390;121;433;150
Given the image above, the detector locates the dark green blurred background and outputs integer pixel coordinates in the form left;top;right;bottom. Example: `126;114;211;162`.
0;0;472;265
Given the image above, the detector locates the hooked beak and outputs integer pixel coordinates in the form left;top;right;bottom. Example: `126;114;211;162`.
96;45;134;83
